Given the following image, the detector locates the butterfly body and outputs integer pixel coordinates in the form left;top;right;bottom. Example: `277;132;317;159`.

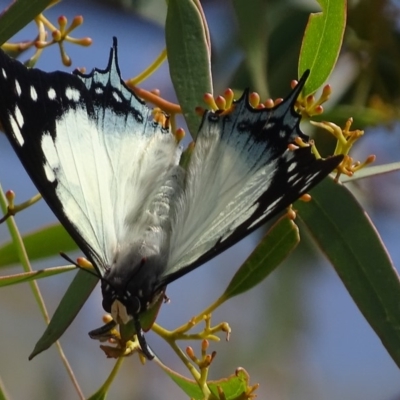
0;38;342;357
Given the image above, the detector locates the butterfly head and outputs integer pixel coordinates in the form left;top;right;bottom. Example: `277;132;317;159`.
100;243;166;325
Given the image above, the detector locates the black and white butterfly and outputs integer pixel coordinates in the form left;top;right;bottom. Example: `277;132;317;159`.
0;38;342;359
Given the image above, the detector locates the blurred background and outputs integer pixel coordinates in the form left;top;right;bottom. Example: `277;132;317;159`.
0;0;400;399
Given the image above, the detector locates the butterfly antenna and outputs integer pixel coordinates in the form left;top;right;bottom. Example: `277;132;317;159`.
134;316;155;360
60;252;100;279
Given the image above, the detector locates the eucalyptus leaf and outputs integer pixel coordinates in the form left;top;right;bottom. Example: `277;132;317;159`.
87;389;107;400
340;162;400;183
0;376;10;400
298;0;346;94
0;266;74;287
231;0;269;97
29;270;98;359
0;0;54;45
156;358;255;400
222;216;299;301
0;223;77;268
297;177;400;368
165;0;212;138
156;361;204;399
87;390;107;400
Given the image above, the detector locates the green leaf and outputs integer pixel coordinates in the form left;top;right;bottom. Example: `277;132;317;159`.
231;0;269;98
207;368;255;400
165;0;213;138
222;216;299;300
340;162;400;183
156;362;203;399
0;0;55;45
298;0;346;94
87;389;107;400
0;376;10;400
88;391;108;400
29;270;98;359
0;223;78;268
0;266;74;287
296;177;400;368
156;360;256;400
87;356;124;399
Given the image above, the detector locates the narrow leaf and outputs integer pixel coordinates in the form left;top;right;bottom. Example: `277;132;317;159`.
0;266;74;287
297;177;400;368
156;358;255;400
87;392;106;400
298;0;346;94
0;223;77;268
156;361;203;399
340;162;400;183
165;0;213;137
223;216;299;300
0;376;10;400
0;0;55;45
29;270;98;359
231;0;269;97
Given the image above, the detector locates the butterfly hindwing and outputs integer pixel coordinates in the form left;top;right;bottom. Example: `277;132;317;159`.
0;40;180;274
163;75;342;283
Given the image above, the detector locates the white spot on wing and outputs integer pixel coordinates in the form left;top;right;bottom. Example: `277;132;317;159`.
306;171;320;184
112;91;122;102
48;88;56;100
14;105;24;128
288;162;297;173
95;87;103;95
9;115;24;146
41;133;59;182
248;213;265;230
288;173;299;183
30;85;38;101
264;195;284;215
15;79;21;96
66;87;80;102
2;68;6;79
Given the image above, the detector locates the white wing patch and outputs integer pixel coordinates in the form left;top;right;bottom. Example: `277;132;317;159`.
166;106;279;274
40;96;180;271
65;87;80;101
15;79;21;96
30;85;38;101
9;113;24;146
0;40;181;274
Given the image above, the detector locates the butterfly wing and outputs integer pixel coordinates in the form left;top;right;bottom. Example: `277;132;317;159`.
163;74;342;283
0;40;180;274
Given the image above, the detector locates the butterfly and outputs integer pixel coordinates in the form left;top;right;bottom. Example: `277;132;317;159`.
0;38;342;359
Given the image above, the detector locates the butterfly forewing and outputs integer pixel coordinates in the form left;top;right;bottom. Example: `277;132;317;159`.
163;76;342;282
0;41;180;274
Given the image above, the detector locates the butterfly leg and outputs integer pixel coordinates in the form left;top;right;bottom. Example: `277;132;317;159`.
134;316;155;360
